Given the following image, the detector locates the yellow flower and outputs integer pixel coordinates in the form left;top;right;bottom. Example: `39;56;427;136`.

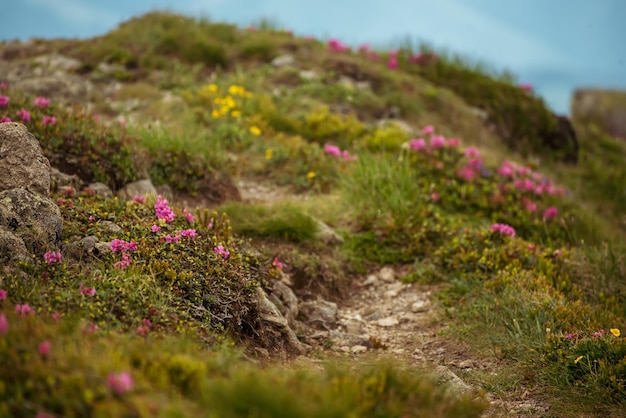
249;126;262;136
228;85;241;96
208;84;218;92
265;148;273;160
574;355;584;364
231;110;241;118
307;171;316;179
211;109;221;119
610;328;621;337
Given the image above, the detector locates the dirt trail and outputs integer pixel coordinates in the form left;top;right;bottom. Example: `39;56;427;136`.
238;179;551;417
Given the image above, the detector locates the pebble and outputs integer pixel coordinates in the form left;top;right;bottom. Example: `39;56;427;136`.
377;317;399;327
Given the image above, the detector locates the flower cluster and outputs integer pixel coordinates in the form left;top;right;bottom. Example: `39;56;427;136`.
273;257;284;269
107;372;133;395
214;245;230;259
15;304;34;316
164;228;197;243
154;195;175;223
328;38;349;53
110;239;138;270
324;143;357;161
43;251;63;265
490;223;516;237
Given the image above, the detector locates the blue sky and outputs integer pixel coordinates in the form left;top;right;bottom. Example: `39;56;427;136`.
2;0;625;114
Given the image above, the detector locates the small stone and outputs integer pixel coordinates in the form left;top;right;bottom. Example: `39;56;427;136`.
363;274;378;286
377;317;399;327
383;289;399;299
351;345;367;353
99;221;122;234
411;300;429;313
299;70;318;81
378;266;395;283
271;54;295;67
87;182;113;198
117;179;157;200
457;360;474;369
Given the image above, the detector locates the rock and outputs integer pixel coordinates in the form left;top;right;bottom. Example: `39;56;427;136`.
299;300;338;328
363;274;378;287
87;182;113;198
32;54;82;72
271;54;295;67
0;227;30;263
376;316;399;327
0;122;51;195
62;235;99;261
155;184;174;201
351;345;367;353
377;119;414;135
0;188;62;255
255;287;307;354
271;280;299;326
314;219;344;246
435;365;474;395
94;242;112;256
378;266;395;283
12;75;93;103
117;179;157;200
98;221;122;234
299;70;318;81
410;300;429;313
50;168;83;191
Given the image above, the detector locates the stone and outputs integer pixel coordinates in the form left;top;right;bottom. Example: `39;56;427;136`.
410;300;429;313
0;188;62;255
351;345;367;353
50;168;83;191
63;235;99;261
378;266;395;283
363;274;378;286
435;366;474;395
271;280;299;326
255;287;307;354
314;218;344;246
87;182;113;198
32;54;82;72
0;122;51;195
299;300;338;327
0;227;30;263
271;54;295;67
299;70;318;81
376;316;399;327
117;179;157;200
155;184;174;201
98;221;122;234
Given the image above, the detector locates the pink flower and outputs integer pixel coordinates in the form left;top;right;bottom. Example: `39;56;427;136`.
137;325;150;337
421;125;434;135
38;340;51;357
0;313;8;335
42;116;56;126
43;251;62;265
88;215;95;222
497;162;514;177
458;166;476;181
107;372;134;395
327;38;349;53
324;143;341;157
464;147;481;158
110;239;137;254
207;222;213;229
83;322;100;334
183;208;195;223
520;83;533;93
114;252;132;270
490;223;516;237
17;109;31;122
0;289;6;300
34;96;50;108
358;43;371;53
0;95;9;108
593;329;607;338
15;304;34;316
36;412;55;418
543;207;558;220
52;312;61;323
565;333;576;340
523;199;537;213
431;192;440;202
79;284;96;297
154;195;175;223
179;229;197;238
367;51;380;61
0;82;8;91
341;150;357;161
446;138;460;147
0;116;11;123
387;57;398;70
132;195;145;204
142;318;152;327
151;225;161;233
273;257;284;269
214;245;230;259
409;138;426;151
430;135;446;149
93;114;100;122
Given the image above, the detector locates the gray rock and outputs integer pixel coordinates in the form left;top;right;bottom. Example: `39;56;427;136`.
117;179;157;200
155;184;174;201
377;119;414;136
0;122;51;195
271;280;299;326
299;300;338;327
299;70;318;81
435;365;474;395
87;182;113;198
98;221;122;234
50;168;83;191
255;287;307;354
33;54;82;72
378;266;396;283
314;219;344;246
63;235;99;261
271;54;295;67
0;227;30;263
0;188;62;255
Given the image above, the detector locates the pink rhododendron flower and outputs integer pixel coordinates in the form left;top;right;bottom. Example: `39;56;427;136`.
214;245;230;259
0;313;8;335
327;38;349;53
490;223;516;237
358;43;370;53
409;138;426;151
114;252;132;270
387;57;398;69
0;82;8;90
154;195;175;223
446;138;460;147
431;192;440;202
458;166;476;181
80;283;96;297
0;116;11;123
42;116;56;126
273;257;283;269
34;96;50;108
543;207;558;219
93;114;100;121
15;304;34;316
38;340;51;357
183;208;195;223
132;195;145;204
367;51;380;61
497;162;514;177
43;251;62;265
151;225;161;233
464;147;481;158
137;325;150;337
430;135;446;149
421;125;434;135
593;329;607;338
110;239;137;254
17;109;31;122
107;372;134;395
0;289;6;300
0;95;9;108
324;143;341;157
179;229;197;238
520;83;533;93
523;199;537;213
52;312;61;323
341;150;357;161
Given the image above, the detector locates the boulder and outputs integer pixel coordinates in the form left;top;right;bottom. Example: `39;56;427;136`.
0;122;51;195
117;179;157;200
